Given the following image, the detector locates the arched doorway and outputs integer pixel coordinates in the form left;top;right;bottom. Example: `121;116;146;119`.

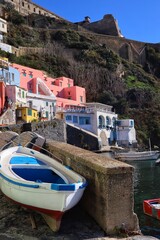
100;130;108;146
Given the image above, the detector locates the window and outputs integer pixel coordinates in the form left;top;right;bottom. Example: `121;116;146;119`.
46;102;48;106
51;81;54;85
46;111;49;118
28;109;32;116
2;24;4;28
73;116;78;123
66;115;72;121
106;116;111;126
6;72;9;81
22;2;24;7
23;73;26;77
68;92;70;95
68;83;70;87
79;117;90;125
28;5;30;9
52;102;54;107
99;116;105;128
22;91;25;98
34;8;36;12
130;120;134;127
59;82;62;87
39;10;41;14
18;89;21;97
11;73;14;82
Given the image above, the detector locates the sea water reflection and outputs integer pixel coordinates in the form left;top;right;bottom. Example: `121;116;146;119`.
101;152;160;238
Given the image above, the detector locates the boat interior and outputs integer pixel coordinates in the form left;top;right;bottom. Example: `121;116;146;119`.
10;155;67;184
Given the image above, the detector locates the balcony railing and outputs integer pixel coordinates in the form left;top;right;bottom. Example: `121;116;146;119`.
98;125;115;130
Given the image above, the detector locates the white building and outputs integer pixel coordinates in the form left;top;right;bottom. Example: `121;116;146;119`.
64;102;137;148
64;102;118;148
0;18;7;43
116;119;137;147
27;77;56;120
6;85;27;108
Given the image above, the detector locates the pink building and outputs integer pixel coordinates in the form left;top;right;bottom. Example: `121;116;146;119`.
11;64;86;109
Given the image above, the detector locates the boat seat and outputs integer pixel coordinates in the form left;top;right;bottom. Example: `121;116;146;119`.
10;156;46;165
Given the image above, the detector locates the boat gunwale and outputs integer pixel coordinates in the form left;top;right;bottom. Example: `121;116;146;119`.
0;146;87;191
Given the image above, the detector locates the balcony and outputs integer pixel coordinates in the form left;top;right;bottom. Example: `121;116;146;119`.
98;125;115;130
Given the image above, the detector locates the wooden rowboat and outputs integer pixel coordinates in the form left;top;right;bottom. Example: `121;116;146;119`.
0;146;87;231
143;198;160;220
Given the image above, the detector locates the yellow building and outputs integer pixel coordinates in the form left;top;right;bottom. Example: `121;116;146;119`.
16;107;38;123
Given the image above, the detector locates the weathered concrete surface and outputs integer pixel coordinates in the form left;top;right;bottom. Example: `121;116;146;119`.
46;140;139;235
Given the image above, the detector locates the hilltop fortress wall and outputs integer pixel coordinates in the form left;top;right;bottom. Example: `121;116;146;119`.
4;0;61;19
81;14;123;38
11;31;148;66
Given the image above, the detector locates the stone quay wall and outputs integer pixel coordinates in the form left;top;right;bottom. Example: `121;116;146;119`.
46;140;140;235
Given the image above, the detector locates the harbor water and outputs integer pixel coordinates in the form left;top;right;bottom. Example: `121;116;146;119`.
101;152;160;239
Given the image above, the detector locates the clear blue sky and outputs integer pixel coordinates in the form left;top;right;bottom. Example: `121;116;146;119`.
34;0;160;43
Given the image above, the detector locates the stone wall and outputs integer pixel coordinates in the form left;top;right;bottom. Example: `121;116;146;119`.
4;0;61;19
31;120;66;142
0;120;103;150
11;29;153;65
85;14;122;37
66;124;99;151
12;46;45;57
0;119;67;143
46;140;139;235
80;31;147;64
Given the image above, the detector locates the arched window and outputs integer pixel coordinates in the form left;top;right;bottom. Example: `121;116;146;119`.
112;117;117;127
99;115;105;128
106;116;111;126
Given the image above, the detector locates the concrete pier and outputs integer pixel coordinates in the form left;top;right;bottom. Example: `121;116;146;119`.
46;140;140;235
